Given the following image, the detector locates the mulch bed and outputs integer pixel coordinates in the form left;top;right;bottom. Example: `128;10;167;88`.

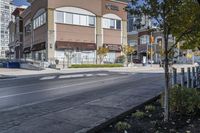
97;98;200;133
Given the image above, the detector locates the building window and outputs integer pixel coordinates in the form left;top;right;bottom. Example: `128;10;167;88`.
89;16;95;26
65;13;73;24
56;11;64;23
73;14;80;25
80;15;87;26
116;20;121;30
55;11;95;27
110;19;115;29
103;18;110;29
128;40;137;46
33;12;46;29
140;35;150;44
103;18;121;30
5;5;9;9
25;23;31;35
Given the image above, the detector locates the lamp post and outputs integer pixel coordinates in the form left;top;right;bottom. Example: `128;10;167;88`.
146;35;149;66
150;32;153;67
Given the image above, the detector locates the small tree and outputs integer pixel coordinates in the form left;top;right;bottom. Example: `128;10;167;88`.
64;49;76;68
97;46;109;64
122;45;136;66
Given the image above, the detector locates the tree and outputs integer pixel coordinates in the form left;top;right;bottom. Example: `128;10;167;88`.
126;0;200;121
97;46;109;64
64;49;76;68
122;45;136;66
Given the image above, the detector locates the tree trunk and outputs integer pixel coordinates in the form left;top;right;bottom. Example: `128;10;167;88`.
164;33;170;122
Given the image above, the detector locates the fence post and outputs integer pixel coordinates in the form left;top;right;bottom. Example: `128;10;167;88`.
187;67;191;88
196;66;200;88
181;68;185;87
192;67;195;88
172;68;177;86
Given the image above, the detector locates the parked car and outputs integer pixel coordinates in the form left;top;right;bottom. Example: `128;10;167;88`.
148;60;154;64
132;59;141;64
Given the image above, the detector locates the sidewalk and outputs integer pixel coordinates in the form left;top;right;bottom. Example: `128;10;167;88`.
0;64;197;78
0;65;163;77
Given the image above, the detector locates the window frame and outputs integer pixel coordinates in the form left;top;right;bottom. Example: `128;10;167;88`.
55;10;96;27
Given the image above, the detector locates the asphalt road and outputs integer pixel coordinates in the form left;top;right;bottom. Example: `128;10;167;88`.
0;71;164;133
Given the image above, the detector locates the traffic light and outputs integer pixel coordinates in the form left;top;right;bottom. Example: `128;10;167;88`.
150;35;155;44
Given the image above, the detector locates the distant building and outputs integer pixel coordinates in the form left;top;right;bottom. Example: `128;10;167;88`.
127;14;152;33
0;0;15;58
8;6;27;60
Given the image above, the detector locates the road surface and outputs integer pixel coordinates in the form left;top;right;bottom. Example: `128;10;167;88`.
0;71;164;133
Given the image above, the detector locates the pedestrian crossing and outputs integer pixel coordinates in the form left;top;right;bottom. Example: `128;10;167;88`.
39;73;109;81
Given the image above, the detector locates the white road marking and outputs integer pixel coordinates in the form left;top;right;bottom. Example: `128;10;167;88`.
96;73;108;76
85;74;93;77
0;73;108;91
59;74;84;79
0;76;126;99
40;76;56;80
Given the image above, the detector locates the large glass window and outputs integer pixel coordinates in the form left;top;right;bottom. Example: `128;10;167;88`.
43;13;46;24
65;13;73;24
103;18;121;30
73;14;80;25
103;18;110;29
110;19;115;29
33;12;46;29
89;16;95;26
80;15;87;26
56;11;64;23
55;11;95;27
116;20;121;30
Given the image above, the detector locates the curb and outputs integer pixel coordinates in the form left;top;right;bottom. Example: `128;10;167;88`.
87;93;162;133
0;76;16;80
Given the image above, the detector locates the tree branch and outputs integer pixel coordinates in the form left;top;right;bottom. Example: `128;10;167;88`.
168;23;196;53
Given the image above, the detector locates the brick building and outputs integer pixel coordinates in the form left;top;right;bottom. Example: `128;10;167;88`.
13;0;128;65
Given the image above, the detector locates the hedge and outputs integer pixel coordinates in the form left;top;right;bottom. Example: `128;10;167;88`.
70;64;123;68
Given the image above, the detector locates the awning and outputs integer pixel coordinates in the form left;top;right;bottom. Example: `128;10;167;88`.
103;44;122;52
31;42;46;51
56;41;96;51
23;47;31;54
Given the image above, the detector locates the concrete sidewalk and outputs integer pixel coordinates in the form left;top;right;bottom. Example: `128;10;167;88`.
0;65;163;77
0;64;196;78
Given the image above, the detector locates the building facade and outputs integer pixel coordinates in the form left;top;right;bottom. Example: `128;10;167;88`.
0;0;15;58
8;6;27;60
20;0;127;65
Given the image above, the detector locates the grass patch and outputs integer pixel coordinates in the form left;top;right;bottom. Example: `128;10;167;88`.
70;64;123;68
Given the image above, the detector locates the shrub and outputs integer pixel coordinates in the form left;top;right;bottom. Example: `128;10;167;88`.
132;110;145;119
115;121;131;132
170;85;200;115
70;64;123;68
145;105;156;112
115;55;125;63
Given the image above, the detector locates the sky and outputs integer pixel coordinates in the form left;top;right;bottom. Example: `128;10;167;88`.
13;0;30;6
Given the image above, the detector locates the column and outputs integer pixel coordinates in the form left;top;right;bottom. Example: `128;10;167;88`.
121;20;127;45
96;16;103;48
47;8;55;64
